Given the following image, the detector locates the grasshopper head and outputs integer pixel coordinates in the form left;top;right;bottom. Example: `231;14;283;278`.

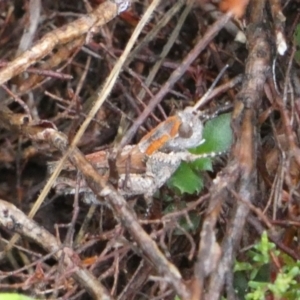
162;107;203;152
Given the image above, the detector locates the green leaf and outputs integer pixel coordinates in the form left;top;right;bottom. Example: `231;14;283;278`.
190;157;213;171
245;283;268;300
234;261;253;272
251;231;276;264
191;113;232;154
0;294;37;300
168;162;203;194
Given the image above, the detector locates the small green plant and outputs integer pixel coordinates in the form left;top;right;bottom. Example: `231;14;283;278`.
234;231;300;300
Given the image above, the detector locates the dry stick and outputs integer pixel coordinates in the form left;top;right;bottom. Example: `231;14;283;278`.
208;43;236;102
19;37;85;93
120;11;233;147
0;199;112;300
193;64;229;111
117;261;152;300
75;204;97;246
194;1;272;299
196;74;243;109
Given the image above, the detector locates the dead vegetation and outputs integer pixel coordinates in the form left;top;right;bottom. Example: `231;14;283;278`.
0;0;299;299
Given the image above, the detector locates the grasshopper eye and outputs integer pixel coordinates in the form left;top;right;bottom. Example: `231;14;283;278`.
178;122;193;138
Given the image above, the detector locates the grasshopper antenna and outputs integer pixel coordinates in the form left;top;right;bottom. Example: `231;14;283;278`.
193;64;229;112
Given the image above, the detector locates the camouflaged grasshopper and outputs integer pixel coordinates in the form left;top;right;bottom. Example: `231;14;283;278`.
49;106;223;204
49;68;228;204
